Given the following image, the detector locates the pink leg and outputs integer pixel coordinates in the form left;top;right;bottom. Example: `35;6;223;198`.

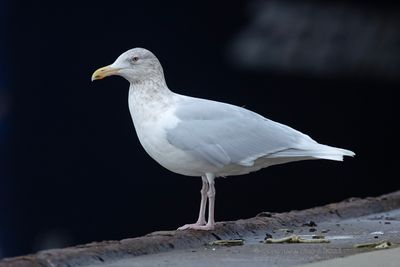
178;176;209;230
197;176;209;224
178;173;216;231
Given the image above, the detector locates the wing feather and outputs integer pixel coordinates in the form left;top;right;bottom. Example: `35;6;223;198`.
166;97;315;168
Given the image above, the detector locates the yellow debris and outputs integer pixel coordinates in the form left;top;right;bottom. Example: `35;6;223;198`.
354;241;392;249
264;235;329;244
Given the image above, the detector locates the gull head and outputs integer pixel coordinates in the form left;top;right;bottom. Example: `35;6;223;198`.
91;48;164;84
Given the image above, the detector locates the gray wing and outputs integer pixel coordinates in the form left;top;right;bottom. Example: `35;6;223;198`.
166;97;316;168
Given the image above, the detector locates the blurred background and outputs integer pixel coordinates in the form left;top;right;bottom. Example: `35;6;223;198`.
1;0;399;258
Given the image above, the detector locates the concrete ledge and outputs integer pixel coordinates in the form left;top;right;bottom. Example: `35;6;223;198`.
1;191;399;267
298;247;400;267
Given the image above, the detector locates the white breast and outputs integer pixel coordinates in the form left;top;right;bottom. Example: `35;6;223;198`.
127;86;210;176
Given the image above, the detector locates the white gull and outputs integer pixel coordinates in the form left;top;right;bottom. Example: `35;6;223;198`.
92;48;355;230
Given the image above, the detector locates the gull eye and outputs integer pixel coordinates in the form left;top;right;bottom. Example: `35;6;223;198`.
131;56;139;63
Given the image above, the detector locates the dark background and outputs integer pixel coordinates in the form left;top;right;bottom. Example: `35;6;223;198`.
1;0;399;258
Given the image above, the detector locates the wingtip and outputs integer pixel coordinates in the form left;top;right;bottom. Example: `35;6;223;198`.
344;149;356;157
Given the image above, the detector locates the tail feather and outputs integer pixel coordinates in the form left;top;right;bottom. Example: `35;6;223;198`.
269;144;355;162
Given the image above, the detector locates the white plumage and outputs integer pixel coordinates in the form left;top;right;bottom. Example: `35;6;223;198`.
92;48;355;230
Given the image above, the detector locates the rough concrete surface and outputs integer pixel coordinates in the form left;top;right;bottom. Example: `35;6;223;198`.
84;209;400;267
1;191;399;267
299;247;400;267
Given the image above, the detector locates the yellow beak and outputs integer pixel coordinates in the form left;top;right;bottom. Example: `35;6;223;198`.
91;65;121;81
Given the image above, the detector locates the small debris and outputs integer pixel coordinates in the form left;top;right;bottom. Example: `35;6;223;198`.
309;228;317;232
209;239;244;246
302;221;317;227
370;231;384;235
354;241;392;249
264;235;330;244
384;221;391;224
321;229;330;233
375;241;392;249
278;228;294;233
264;232;273;240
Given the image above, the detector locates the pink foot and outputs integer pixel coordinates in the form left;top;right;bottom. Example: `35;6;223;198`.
177;221;205;230
178;222;215;231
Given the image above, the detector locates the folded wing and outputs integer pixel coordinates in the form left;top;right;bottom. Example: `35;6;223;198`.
167;97;354;169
